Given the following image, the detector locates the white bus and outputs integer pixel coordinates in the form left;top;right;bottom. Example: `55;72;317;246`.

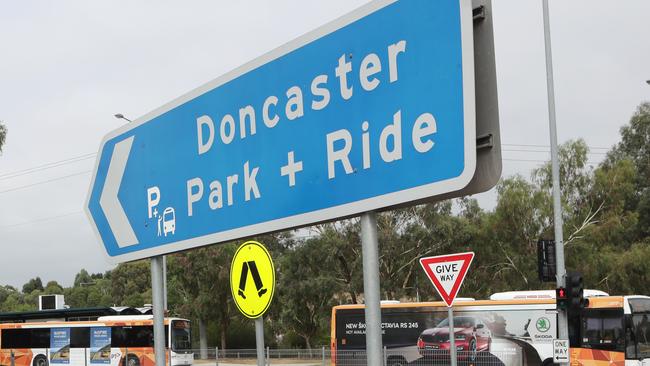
331;290;650;365
0;315;192;366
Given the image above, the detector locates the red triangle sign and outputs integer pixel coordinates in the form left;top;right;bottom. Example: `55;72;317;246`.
419;252;474;307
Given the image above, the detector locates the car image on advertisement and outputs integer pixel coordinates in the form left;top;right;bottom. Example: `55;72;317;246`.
417;316;492;361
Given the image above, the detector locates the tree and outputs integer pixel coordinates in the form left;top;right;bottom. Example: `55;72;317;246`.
277;237;339;348
22;277;44;294
606;102;650;237
74;269;93;287
473;176;550;294
44;281;64;294
608;102;650;184
309;222;364;304
110;261;151;306
0;121;6;153
170;244;236;352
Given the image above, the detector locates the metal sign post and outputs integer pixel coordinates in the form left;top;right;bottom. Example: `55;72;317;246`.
230;241;275;366
448;307;457;366
255;317;265;366
360;212;383;366
162;255;168;310
420;252;474;366
542;0;569;359
151;256;166;366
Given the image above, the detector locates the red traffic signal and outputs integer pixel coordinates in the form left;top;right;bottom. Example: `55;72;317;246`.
556;287;568;310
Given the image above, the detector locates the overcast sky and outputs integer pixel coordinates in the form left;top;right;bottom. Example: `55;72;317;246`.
0;0;649;289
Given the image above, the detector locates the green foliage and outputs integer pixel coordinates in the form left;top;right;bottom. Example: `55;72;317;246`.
111;261;152;307
606;102;650;237
22;277;44;294
169;244;237;350
44;281;64;294
0;121;6;153
277;237;339;348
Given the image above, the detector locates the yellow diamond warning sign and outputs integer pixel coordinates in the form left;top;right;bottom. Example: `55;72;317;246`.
230;241;275;319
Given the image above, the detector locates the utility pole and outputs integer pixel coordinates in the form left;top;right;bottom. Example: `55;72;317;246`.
542;0;569;360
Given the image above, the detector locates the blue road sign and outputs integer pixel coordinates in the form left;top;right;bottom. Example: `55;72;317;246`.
86;0;476;263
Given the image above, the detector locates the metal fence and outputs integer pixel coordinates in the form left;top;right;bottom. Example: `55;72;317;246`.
336;349;521;366
192;347;331;365
190;347;524;365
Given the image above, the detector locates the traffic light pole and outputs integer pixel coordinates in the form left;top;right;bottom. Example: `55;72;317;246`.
542;0;569;359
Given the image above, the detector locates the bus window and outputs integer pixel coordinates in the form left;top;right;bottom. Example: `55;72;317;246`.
581;309;624;352
112;326;154;348
628;298;650;359
111;326;170;348
1;328;50;349
70;327;90;348
632;313;650;358
1;329;31;349
31;329;50;348
171;320;191;351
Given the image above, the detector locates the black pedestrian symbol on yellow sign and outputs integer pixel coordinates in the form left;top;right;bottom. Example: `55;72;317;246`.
230;241;275;319
237;261;267;299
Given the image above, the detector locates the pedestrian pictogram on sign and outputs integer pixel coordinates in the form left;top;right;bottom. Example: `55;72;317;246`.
419;252;474;307
237;261;268;299
230;241;275;319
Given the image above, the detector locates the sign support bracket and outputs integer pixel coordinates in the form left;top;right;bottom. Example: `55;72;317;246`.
360;212;383;366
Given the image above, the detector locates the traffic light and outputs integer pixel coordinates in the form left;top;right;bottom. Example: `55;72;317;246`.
566;272;585;311
556;287;568;309
537;239;556;282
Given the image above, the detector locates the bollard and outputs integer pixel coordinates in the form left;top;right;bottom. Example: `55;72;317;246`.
266;346;270;366
383;346;387;366
215;347;219;366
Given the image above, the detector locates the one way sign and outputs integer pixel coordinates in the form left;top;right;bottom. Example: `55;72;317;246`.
419;252;474;307
553;339;569;363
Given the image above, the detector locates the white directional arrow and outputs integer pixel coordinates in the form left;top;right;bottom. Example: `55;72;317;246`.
99;136;139;248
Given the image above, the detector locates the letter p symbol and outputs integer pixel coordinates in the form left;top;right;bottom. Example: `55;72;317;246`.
147;186;161;218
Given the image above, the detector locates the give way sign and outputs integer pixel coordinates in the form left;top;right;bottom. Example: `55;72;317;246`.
419;252;474;307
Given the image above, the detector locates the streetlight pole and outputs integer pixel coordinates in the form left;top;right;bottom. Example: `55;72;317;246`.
542;0;569;358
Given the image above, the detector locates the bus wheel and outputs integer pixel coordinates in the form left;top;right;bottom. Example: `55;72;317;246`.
541;359;555;366
32;354;48;366
387;356;407;366
124;354;140;366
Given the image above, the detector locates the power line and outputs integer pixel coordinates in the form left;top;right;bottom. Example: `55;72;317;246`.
0;211;83;229
503;158;600;165
0;152;96;181
0;170;92;195
503;148;607;155
502;143;610;151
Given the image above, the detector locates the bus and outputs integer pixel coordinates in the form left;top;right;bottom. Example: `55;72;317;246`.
331;290;650;366
0;315;193;366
